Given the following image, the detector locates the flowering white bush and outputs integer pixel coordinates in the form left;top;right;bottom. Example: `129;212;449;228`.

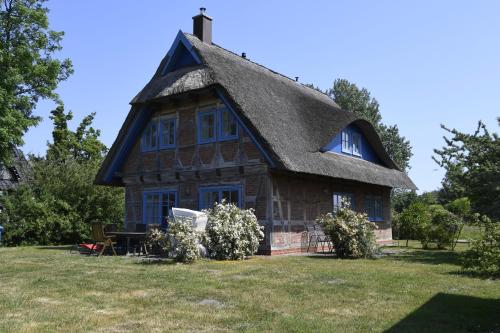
146;228;169;256
204;201;264;260
317;206;376;258
168;217;200;263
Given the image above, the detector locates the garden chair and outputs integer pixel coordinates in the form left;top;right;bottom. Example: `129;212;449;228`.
306;224;318;252
91;223;117;256
314;224;333;253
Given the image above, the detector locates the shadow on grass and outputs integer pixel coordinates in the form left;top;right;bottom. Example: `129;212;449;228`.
385;293;500;333
36;245;74;251
389;249;461;266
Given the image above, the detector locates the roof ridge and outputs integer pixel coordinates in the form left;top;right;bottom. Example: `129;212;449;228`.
183;33;334;102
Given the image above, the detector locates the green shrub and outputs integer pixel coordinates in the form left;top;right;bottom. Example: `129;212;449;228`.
204;201;264;260
398;202;432;246
316;207;376;258
425;205;463;249
462;216;500;277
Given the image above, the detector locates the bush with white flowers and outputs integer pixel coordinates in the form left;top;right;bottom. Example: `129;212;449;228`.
204;201;264;260
168;217;200;263
316;206;376;258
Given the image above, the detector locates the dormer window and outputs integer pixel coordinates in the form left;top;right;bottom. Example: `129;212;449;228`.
341;130;350;153
352;132;362;156
340;129;362;158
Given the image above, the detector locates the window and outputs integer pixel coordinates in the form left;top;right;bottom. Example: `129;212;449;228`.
199;185;242;210
143;190;177;225
341;130;351;153
364;195;383;221
219;107;238;140
142;121;158;151
197;106;239;144
198;110;217;143
333;192;355;212
160;118;176;148
352;132;362;156
142;116;176;152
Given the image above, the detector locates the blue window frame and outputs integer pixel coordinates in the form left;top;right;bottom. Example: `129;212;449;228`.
197;106;239;144
219;107;238;140
198;110;217;144
142;190;177;225
333;192;355;212
352;132;362;156
141;116;176;152
160;118;176;148
341;130;351;153
364;195;383;221
142;120;158;152
199;185;242;210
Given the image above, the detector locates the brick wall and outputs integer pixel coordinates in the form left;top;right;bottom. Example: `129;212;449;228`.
119;96;270;232
269;173;392;253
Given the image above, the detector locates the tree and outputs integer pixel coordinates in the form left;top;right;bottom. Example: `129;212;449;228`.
0;107;123;245
47;104;107;162
433;119;500;220
0;0;73;165
326;79;412;171
392;189;418;213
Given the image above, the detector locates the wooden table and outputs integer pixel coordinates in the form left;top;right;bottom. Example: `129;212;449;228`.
106;231;147;255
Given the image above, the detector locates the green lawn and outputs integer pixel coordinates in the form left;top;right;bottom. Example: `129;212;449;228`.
0;243;498;333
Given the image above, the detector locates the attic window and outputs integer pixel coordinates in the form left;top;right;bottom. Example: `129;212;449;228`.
197;106;238;144
341;131;350;153
142;116;176;152
219;107;238;140
198;110;217;143
352;133;362;156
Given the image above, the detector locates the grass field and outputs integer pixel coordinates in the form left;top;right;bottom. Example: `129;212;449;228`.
0;243;498;333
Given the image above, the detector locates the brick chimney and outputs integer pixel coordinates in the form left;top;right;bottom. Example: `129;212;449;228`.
193;7;212;44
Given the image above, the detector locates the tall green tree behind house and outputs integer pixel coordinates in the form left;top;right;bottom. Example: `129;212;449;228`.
0;0;73;165
0;105;124;245
433;119;500;220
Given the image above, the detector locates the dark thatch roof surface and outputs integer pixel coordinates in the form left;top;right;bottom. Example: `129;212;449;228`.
0;148;30;192
101;32;416;190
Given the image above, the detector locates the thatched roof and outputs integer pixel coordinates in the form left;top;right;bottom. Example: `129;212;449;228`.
0;148;30;192
97;32;416;190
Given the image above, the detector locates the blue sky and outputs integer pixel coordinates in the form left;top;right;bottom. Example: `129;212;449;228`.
25;0;499;193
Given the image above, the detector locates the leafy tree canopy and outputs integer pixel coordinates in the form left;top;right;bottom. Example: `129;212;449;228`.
0;0;73;165
433;119;500;220
0;106;123;245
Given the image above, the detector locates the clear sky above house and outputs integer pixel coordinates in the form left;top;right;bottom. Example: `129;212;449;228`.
24;0;500;193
